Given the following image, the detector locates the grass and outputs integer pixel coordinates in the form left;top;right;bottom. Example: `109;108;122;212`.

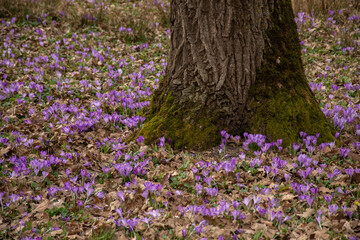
91;226;115;240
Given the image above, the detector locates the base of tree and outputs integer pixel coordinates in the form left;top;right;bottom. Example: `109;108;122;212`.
135;85;222;150
247;78;335;147
135;76;334;150
133;0;335;150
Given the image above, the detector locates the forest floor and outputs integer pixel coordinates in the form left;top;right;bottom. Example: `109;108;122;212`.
0;1;360;239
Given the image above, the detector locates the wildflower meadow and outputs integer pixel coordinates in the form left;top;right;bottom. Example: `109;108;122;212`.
0;0;359;239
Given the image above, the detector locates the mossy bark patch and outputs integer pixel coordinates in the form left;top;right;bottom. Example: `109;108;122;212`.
247;0;335;146
136;81;221;150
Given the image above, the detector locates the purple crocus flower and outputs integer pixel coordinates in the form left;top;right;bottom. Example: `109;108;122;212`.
316;210;322;226
42;171;49;179
264;166;271;176
194;220;207;235
231;210;240;222
125;217;138;232
293;143;301;152
115;207;123;218
33;195;42;201
182;229;187;237
77;200;83;206
195;183;203;195
345;210;355;219
305;195;314;207
84;182;94;197
335;132;340;139
47;187;58;198
146;209;161;219
205;187;218;197
324;194;332;204
63;181;71;191
340;147;350;158
256;206;268;217
328;204;338;215
103;167;110;174
117;191;125;202
232;200;241;209
114;162;133;177
353;142;360;150
310;187;318;196
158;136;165;147
267;197;279;209
270;211;277;221
96;191;105;199
223;161;235;173
203;176;212;187
136;136;145;143
284;173;290;181
242;197;251;208
238;152;246;160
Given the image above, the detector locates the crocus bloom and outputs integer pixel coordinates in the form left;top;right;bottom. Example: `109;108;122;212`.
270;211;277;221
324;194;332;204
305;195;314;207
47;187;58;198
117;191;125;202
115;207;123;217
196;183;203;195
345;168;354;178
293;143;301;152
96;191;105;199
253;195;262;205
316;210;322;226
345;210;354;219
284;173;290;181
182;229;187;237
328;204;338;215
77;200;84;206
146;209;161;218
42;171;49;178
238;152;246;160
204;176;212;187
136;136;145;143
310;187;318;196
84;182;94;197
158;136;165;147
232;200;241;209
126;218;138;232
140;216;151;227
231;210;240;222
242;197;251;208
340;148;350;158
205;187;218;197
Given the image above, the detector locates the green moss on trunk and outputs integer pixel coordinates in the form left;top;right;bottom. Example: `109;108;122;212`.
136;79;221;149
247;0;335;146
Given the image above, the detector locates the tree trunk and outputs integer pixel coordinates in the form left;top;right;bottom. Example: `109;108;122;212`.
138;0;334;149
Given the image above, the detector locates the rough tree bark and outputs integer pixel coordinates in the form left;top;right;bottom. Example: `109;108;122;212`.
137;0;334;149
